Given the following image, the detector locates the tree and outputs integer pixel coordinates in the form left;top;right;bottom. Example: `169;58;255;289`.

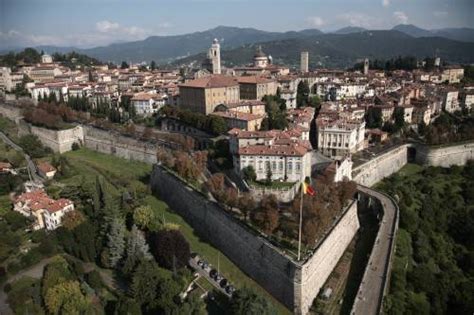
174;294;207;315
394;107;406;131
208;116;227;134
296;81;310;108
133;205;160;231
44;281;90;314
88;70;94;82
149;229;190;270
105;217;126;268
123;225;153;274
265;166;272;186
230;287;276;315
251;195;279;235
365;107;383;129
120;61;129;69
150;61;157;70
242;165;257;182
61;211;85;230
308;95;321;108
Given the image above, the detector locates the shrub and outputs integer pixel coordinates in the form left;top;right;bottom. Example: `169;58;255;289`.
149;229;190;270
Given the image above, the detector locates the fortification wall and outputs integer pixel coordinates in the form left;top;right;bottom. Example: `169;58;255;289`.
416;142;474;167
297;200;359;314
17;120;84;153
150;165;359;314
352;145;409;187
83;126;158;164
352;142;474;187
0;103;22;121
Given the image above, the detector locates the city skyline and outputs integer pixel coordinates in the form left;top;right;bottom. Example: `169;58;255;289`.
1;0;473;49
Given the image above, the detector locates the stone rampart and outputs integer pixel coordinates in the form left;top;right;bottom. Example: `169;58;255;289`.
17;120;84;153
416;142;474;167
352;141;474;187
150;165;359;314
0;103;22;121
352;144;409;187
82;126;158;164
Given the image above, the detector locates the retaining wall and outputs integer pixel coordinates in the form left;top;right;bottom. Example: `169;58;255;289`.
82;126;158;164
352;142;474;186
150;165;359;314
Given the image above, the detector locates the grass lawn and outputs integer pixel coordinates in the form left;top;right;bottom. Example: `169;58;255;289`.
249;180;296;190
62;148;291;314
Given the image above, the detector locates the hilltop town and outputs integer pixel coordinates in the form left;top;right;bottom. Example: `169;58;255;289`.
0;40;473;315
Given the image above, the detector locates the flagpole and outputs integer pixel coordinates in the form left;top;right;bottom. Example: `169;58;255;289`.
297;181;304;261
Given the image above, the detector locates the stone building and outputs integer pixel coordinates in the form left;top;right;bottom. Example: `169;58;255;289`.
210;111;264;131
237;76;277;100
316;118;365;158
14;190;74;230
178;75;240;114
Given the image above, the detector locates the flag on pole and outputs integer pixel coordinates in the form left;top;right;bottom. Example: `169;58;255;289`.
302;181;315;196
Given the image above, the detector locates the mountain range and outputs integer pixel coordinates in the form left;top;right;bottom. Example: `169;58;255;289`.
2;25;474;68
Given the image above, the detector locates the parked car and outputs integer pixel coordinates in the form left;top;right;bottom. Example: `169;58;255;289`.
202;261;209;269
219;278;228;288
197;260;204;267
209;269;217;279
215;274;223;282
225;285;236;295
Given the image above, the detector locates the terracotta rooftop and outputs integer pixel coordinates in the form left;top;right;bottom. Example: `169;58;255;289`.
237;76;274;84
238;141;310;157
179;75;238;88
15;190;73;213
37;161;56;174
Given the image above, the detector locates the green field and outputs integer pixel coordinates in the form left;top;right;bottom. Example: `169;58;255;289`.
63;148;290;314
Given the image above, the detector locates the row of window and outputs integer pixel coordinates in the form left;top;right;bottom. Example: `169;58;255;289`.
244;160;301;172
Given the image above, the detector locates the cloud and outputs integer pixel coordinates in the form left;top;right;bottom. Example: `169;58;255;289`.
306;16;325;27
337;12;382;28
382;0;390;7
96;20;120;33
95;20;148;37
393;11;408;24
433;11;448;17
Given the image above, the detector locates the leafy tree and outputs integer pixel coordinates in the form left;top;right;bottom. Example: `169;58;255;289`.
242;165;257;182
265;167;272;186
133;205;160;231
230;287;276;315
18;134;51;158
251;195;279;235
174;294;207;315
150;61;157;70
296;81;310;107
120;61;129;69
365;107;383;129
44;280;90;314
393;107;406;131
208;116;227;134
114;295;142;315
149;229;190;270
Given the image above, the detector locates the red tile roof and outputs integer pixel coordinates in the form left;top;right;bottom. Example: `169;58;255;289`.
179;75;238;88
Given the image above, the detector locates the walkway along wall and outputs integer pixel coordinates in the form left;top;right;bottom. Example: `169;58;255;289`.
150;165;359;315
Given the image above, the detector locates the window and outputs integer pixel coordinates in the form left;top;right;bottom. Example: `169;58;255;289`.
288;162;293;172
296;162;301;171
258;161;263;170
272;161;276;170
279;161;283;170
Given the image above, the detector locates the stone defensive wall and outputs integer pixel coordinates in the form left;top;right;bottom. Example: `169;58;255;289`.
0;102;23;122
82;126;158;164
150;164;359;314
17;120;84;154
352;141;474;187
416;142;474;167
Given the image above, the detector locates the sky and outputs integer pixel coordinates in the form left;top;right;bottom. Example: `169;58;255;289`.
1;0;473;49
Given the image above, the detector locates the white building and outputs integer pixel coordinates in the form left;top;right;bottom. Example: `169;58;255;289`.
14;190;74;230
235;139;312;183
316;118;365;158
443;90;460;113
131;92;166;116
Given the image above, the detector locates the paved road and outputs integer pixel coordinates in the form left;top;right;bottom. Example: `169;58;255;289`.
0;257;57;315
351;185;398;315
0;130;43;183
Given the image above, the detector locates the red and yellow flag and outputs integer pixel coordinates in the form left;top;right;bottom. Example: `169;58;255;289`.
302;181;315;196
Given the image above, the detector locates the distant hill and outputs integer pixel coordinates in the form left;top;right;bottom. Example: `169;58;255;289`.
333;26;367;34
2;25;473;66
392;24;474;42
174;30;474;69
0;26;324;64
